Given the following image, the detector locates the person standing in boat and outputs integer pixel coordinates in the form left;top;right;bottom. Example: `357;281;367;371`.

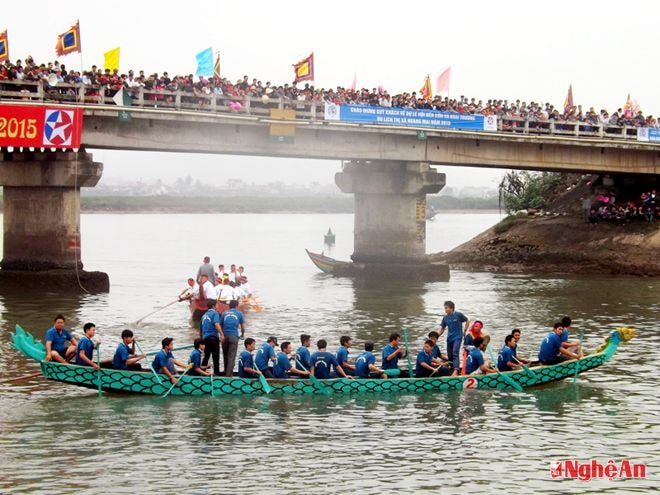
254;336;278;378
296;334;312;372
75;322;100;370
273;342;311;378
336;336;356;376
465;337;496;375
199;274;218;307
382;333;406;373
355;341;385;379
238;338;261;378
152;337;188;384
112;329;146;371
310;339;352;379
196;256;215;284
220;300;245;377
200;301;224;376
438;301;470;377
538;322;581;365
497;335;522;372
44;315;78;363
188;338;212;377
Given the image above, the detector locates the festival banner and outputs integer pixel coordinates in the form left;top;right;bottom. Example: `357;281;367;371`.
0;30;9;63
564;84;574;113
213;53;221;82
420;75;432;100
55;21;81;57
324;103;497;132
293;53;314;83
195;47;214;77
636;127;660;142
0;104;83;149
104;47;120;71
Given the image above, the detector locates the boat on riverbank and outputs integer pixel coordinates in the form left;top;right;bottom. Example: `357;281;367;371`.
11;325;633;397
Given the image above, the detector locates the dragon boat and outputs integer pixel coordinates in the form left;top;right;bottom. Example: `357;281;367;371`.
11;325;633;397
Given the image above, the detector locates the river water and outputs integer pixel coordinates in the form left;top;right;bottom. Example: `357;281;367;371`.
0;213;658;494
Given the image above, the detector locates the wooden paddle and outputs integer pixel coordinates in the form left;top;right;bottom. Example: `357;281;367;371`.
134;299;179;325
402;327;414;378
135;341;162;384
258;372;272;394
486;345;523;392
162;364;193;397
0;371;43;384
295;358;329;394
382;368;401;377
96;344;102;398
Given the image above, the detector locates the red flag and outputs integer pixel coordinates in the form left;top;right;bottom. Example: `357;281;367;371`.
436;67;450;95
293;53;314;83
350;73;357;91
420;74;432;100
563;84;574;113
0;30;8;63
623;93;634;118
55;20;81;57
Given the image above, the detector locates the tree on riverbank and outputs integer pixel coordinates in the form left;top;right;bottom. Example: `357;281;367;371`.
498;171;564;213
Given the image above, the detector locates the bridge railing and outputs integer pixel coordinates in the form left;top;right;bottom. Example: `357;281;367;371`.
0;79;646;141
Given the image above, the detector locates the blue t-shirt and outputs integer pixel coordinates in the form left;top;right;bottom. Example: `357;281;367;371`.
238;350;256;378
561;328;569;343
273;352;292;378
441;311;468;342
355;351;376;378
310;351;339;379
415;350;434;376
463;333;475;347
113;342;133;370
498;346;515;371
189;349;202;370
336;346;350;367
220;309;244;337
538;332;562;362
296;346;311;371
382;344;400;370
465;347;484;374
431;344;442;359
152;350;174;374
75;336;96;366
45;326;73;353
254;343;276;371
200;309;221;339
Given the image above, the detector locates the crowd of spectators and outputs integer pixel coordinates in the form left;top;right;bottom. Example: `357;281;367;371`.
0;56;658;129
586;190;658;225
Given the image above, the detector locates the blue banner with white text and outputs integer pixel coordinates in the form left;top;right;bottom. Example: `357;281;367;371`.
324;103;497;131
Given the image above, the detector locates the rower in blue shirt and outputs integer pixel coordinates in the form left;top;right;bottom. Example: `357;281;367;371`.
465;337;495;375
238;338;261;378
415;340;437;378
75;322;100;369
254;336;278;378
497;335;522;372
310;339;352;379
273;342;310;379
336;336;355;376
355;341;384;378
295;334;312;372
44;314;78;363
112;329;146;371
200;301;223;376
559;316;582;355
189;338;212;376
538;322;580;365
152;337;188;384
438;301;469;377
219;300;245;377
382;333;406;371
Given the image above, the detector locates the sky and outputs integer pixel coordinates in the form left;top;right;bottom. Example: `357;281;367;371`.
3;0;658;189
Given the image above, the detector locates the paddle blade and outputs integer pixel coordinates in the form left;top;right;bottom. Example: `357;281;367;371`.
259;374;272;394
383;369;401;377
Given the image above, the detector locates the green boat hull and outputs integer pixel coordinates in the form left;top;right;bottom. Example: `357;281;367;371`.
11;325;624;396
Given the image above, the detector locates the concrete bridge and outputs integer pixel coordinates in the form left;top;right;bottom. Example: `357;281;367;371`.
0;82;659;289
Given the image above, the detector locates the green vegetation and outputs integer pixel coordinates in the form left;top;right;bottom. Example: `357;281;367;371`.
493;215;519;234
498;171;564;213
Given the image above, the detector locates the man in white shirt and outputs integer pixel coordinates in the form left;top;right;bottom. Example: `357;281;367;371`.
219;280;235;303
228;264;239;283
199;274;218;304
178;278;199;301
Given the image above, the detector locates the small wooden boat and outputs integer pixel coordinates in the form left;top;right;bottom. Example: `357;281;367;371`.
324;228;336;245
305;248;352;275
11;325;633;396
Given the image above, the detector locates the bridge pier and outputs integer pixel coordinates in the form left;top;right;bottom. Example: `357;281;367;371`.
336;160;449;279
0;151;109;292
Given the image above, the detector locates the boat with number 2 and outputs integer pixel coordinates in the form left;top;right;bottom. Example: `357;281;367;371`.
11;325;634;396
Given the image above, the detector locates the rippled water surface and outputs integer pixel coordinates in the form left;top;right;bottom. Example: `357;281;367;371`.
0;213;658;494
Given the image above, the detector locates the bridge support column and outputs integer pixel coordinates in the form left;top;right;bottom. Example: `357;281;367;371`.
0;151;109;292
336;161;448;278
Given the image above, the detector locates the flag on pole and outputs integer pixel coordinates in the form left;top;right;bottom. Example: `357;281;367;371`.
0;30;9;63
213;53;221;82
420;74;432;100
104;47;120;72
293;53;314;83
55;21;81;57
350;73;357;91
436;67;450;96
195;47;214;77
563;84;574;113
112;87;132;107
623;93;633;118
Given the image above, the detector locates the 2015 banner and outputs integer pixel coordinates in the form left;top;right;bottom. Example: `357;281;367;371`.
0;104;83;149
324;103;497;132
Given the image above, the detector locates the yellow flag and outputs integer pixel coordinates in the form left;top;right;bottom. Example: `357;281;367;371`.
104;47;120;71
